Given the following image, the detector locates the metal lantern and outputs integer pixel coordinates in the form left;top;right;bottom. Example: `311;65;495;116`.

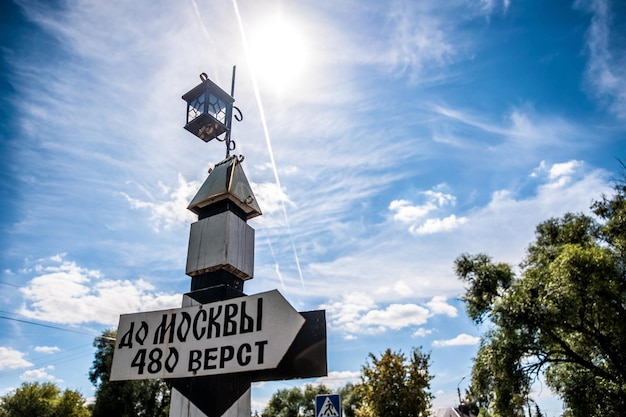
182;73;234;143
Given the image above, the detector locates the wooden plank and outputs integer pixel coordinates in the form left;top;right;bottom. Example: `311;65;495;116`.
186;212;254;280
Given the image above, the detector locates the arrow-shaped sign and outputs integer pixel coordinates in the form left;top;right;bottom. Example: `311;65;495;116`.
110;290;304;380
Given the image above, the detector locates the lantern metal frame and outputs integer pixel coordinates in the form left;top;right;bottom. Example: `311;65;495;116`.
182;73;234;144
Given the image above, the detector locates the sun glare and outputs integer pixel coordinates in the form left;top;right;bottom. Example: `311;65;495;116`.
249;14;309;94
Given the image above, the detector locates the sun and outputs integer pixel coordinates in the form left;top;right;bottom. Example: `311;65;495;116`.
248;14;309;94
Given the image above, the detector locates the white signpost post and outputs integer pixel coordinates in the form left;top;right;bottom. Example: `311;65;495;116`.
111;290;305;381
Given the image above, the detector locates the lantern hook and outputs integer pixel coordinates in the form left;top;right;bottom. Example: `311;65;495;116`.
199;72;208;82
217;133;237;157
222;106;243;157
234;106;243;122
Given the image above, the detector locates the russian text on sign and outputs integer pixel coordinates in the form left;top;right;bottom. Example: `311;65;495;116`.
110;290;304;380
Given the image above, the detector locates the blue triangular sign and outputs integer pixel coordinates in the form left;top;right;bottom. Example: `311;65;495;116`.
316;394;341;417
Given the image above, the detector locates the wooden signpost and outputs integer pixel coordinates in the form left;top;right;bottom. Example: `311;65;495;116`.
111;290;306;381
111;72;327;417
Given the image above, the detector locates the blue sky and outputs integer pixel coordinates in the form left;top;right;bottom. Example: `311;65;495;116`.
1;0;624;415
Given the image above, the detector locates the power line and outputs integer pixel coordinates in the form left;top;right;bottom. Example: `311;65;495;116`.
0;344;95;379
0;315;96;336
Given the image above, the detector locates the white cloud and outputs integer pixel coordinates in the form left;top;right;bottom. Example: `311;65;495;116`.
122;173;199;231
252;181;295;216
478;0;511;14
528;160;592;193
390;188;466;235
433;333;480;347
383;3;456;80
530;160;548;178
20;366;59;382
413;328;433;338
504;107;582;149
393;281;414;296
479;0;495;13
33;346;60;354
49;254;64;263
19;255;180;326
390;190;456;224
410;214;468;235
256;162;298;175
301;164;608;306
549;160;582;179
361;304;430;330
321;293;457;336
389;199;435;223
316;370;361;389
467;168;608;253
0;347;33;370
508;110;541;140
426;296;458;317
320;293;377;335
577;0;626;118
433;104;578;150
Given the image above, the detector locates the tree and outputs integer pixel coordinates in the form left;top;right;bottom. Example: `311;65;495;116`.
262;386;303;417
0;382;90;417
357;347;433;417
302;384;332;417
462;384;487;416
262;384;331;417
89;329;169;417
338;383;362;417
455;172;626;417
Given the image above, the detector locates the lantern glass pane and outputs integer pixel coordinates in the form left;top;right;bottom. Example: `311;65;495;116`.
207;92;227;125
187;94;205;123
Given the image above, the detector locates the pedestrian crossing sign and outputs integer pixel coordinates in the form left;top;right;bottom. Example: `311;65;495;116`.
316;394;341;417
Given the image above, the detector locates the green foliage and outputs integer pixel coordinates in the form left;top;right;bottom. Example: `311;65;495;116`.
455;253;513;324
358;347;433;417
263;387;303;417
262;384;331;417
89;329;169;417
262;348;431;417
476;407;492;417
338;383;362;417
455;173;626;417
0;382;90;417
462;384;486;416
302;385;332;417
591;160;626;255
